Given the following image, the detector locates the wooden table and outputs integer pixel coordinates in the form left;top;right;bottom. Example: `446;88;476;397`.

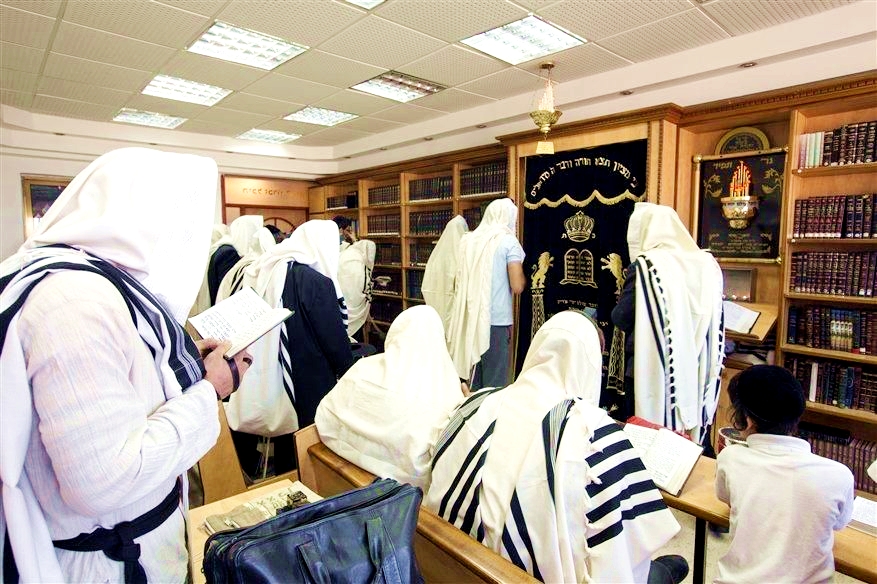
187;479;321;584
663;456;877;584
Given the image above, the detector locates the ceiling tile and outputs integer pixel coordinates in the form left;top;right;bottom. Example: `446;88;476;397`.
317;15;445;69
124;93;209;117
0;4;55;49
457;67;541;100
63;0;210;48
513;0;564;11
372;0;527;42
152;0;227;17
370;103;444;124
217;0;365;48
292;127;372;146
52;22;178;71
340;116;405;133
161;52;267;91
537;0;691;42
701;0;855;36
0;88;34;109
312;89;397;115
258;118;325;135
0;68;38;93
399;45;507;87
0;0;61;18
43;53;154;92
193;106;275;127
219;92;306;117
243;73;339;104
599;9;729;63
31;95;117;120
37;77;132;108
412;88;494;113
0;41;44;73
517;43;631;83
177;119;250;136
274;50;385;89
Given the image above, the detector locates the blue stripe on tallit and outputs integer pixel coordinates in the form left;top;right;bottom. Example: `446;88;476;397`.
438;420;496;517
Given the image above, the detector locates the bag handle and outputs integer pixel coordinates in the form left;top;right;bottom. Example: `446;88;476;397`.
366;517;403;584
297;540;331;584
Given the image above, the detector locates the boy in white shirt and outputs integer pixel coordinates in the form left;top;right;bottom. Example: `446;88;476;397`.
715;365;854;584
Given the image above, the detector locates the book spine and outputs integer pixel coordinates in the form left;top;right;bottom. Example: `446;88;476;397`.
831;125;845;165
855;121;869;164
845;124;858;165
863;193;874;239
822;130;834;166
865;121;877;164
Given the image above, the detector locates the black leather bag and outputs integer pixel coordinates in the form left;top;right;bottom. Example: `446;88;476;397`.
203;479;423;584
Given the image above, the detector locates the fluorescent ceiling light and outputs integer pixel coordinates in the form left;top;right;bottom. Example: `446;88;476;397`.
237;128;301;143
113;108;187;129
284;106;358;126
344;0;385;8
351;72;445;103
460;15;585;65
188;21;308;70
142;74;232;106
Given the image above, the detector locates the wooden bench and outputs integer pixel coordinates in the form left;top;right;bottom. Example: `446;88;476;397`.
293;425;537;584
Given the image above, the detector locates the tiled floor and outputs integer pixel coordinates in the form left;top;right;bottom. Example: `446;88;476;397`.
655;509;864;584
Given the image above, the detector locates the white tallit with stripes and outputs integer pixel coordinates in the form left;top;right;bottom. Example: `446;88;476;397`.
338;239;376;338
426;311;680;583
628;203;725;443
215;226;276;303
422;215;468;334
223;220;346;436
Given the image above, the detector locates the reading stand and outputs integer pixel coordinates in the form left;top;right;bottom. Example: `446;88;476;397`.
723;301;777;344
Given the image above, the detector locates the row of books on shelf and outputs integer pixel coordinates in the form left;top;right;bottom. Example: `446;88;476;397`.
462;207;482;230
409;242;434;267
787;306;876;354
371;297;403;323
407;270;424;300
792;193;875;239
784;356;876;413
327;191;358;210
368;184;401;206
367;214;401;235
789;251;876;297
410;209;453;236
409;176;453;202
460;161;508;198
797;120;877;169
796;423;876;494
375;242;401;265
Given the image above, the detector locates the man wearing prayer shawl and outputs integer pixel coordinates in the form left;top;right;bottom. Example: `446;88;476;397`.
447;198;525;389
316;305;466;492
0;148;252;583
422;215;468;334
611;202;724;443
427;311;686;583
338;239;376;339
216;226;277;304
223;220;354;475
206;214;263;305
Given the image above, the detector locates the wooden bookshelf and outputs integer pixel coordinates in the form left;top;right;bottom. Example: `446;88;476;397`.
794;162;877;177
805;401;877;424
784;293;877;305
781;344;876;366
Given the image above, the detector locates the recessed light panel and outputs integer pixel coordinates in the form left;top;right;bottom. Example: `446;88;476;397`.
237;128;301;143
142;74;232;106
284;106;358;126
351;71;445;103
113;108;187;129
460;15;585;65
188;21;308;70
344;0;385;8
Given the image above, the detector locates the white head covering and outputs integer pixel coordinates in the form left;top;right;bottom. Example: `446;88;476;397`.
2;147;218;323
316;305;464;491
338;239;376;337
213;215;263;257
446;198;519;379
209;224;229;254
214;227;277;303
422;215;469;333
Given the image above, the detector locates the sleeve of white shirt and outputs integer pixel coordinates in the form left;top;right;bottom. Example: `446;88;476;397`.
20;271;219;517
715;452;730;505
834;467;855;531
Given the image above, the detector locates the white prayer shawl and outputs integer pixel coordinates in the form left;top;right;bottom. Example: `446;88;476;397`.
208;223;229;254
422;215;468;333
224;220;345;436
212;215;263;257
628;202;725;443
338;239;376;337
446;199;519;379
215;227;276;304
0;147;218;582
316;305;464;492
426;312;679;582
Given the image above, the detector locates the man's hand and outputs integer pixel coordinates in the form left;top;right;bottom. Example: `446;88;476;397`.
202;341;253;400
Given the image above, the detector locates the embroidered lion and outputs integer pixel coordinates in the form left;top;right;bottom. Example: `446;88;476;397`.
531;252;553;289
600;253;625;296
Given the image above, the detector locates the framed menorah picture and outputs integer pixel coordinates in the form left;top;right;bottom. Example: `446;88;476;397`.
693;147;786;262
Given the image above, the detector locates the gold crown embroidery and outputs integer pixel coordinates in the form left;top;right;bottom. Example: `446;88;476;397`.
563;211;595;242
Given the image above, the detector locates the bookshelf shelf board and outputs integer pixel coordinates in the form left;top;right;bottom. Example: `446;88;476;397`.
405;234;441;239
407;198;453;206
326;207;357;212
780;344;877;365
365;232;401;238
404;297;425;303
784;293;877;305
805;401;877;425
373;263;402;269
366;203;401;209
372;291;403;299
405;265;426;270
788;238;877;246
459;190;507;200
794;162;877;177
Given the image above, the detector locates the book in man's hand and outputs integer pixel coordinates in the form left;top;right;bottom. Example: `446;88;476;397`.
622;422;703;496
188;287;293;358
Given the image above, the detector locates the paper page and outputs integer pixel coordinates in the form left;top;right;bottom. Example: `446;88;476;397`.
723;301;760;334
622;424;658;458
638;429;702;495
203;482;322;535
850;496;877;534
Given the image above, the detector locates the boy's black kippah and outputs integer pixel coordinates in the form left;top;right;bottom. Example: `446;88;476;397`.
736;365;805;424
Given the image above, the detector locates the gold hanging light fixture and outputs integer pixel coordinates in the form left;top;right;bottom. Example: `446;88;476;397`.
529;62;562;155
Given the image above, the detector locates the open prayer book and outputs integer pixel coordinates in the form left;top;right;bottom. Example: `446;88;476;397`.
189;286;293;358
849;496;877;536
723;300;761;335
622;423;703;496
203;484;320;535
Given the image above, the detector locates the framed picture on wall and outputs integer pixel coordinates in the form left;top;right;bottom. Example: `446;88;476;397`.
22;175;71;238
692;147;786;263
